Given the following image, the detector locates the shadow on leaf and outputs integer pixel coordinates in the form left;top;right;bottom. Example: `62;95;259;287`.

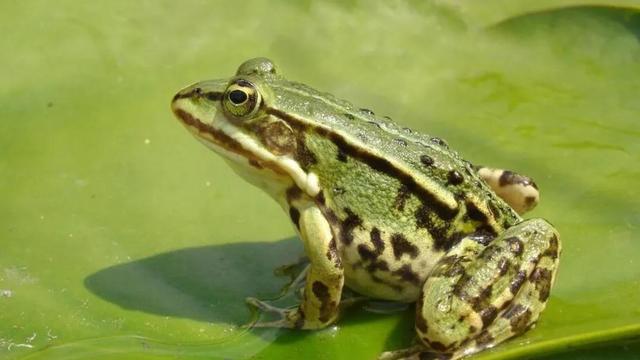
85;237;303;325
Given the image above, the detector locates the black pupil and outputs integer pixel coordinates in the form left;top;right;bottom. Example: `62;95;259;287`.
229;90;248;104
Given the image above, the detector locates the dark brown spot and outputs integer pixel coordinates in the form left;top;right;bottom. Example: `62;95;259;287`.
359;108;375;116
428;341;448;352
506;237;524;257
393;185;412;211
510;270;526;294
315;191;326;205
479;285;493;302
530;267;553;301
312;280;329;300
286;186;302;202
466;200;488;222
498;170;516;186
543;234;560;260
370;227;385;253
312;281;336;323
366;259;389;272
289;207;300;229
419;154;435;167
447;170;464;186
392;264;421;286
414;205;433;230
343;113;355;120
525;196;537;207
390;234;419;259
502;304;533;334
294;135;317;169
479;305;498;327
340;208;362;245
357;244;377;261
414;205;453;251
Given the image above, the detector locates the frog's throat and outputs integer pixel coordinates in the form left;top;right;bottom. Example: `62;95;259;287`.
172;107;321;197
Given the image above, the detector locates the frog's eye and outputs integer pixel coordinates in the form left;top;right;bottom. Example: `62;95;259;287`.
222;80;261;118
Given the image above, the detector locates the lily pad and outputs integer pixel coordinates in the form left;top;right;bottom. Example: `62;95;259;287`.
1;1;639;360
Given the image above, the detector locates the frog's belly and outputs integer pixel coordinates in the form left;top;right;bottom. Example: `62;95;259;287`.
340;238;440;303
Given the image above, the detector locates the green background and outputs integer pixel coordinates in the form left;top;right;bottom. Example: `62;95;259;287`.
2;1;639;359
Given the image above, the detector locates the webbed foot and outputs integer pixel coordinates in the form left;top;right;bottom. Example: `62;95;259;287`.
244;297;303;329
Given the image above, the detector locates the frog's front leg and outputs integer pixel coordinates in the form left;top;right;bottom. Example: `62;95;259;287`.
416;219;560;359
248;202;344;329
476;166;539;215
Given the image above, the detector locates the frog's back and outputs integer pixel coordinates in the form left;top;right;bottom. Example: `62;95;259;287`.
264;79;521;301
269;79;518;227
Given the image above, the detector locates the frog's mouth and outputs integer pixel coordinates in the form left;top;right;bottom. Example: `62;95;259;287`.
171;90;281;172
171;85;321;196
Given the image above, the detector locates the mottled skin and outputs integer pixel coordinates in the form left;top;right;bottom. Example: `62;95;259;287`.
171;58;561;359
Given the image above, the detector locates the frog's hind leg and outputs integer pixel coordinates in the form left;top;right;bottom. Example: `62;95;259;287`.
411;218;560;359
476;166;539;215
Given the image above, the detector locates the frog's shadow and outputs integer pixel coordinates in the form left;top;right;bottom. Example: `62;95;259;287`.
84;237;305;325
85;237;414;350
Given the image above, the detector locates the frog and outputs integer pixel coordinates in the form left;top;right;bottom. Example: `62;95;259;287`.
170;58;561;359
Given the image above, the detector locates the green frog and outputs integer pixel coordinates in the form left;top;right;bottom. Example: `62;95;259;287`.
170;58;561;359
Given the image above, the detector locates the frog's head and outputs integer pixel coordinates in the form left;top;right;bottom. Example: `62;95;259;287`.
171;58;319;196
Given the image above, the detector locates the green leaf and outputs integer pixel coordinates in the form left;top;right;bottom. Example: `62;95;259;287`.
1;1;639;360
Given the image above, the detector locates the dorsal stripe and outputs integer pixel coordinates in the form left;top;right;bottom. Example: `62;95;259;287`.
265;107;459;220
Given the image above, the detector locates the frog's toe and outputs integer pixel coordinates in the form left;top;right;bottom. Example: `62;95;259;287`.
246;297;288;315
245;297;301;329
248;318;291;328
